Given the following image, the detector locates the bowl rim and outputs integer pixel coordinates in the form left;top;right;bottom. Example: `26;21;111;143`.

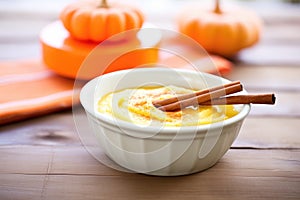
80;68;251;135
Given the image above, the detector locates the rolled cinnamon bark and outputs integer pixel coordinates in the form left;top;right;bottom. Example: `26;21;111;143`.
200;94;276;105
157;83;243;112
152;80;241;108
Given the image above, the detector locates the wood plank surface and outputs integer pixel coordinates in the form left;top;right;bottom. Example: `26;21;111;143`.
1;110;300;149
225;65;300;90
1;145;299;176
0;146;299;200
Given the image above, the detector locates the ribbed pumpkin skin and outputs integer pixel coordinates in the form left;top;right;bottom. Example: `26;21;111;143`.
60;1;144;42
178;5;262;57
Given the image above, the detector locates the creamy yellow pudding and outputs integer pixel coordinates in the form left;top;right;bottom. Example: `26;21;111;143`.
97;86;239;127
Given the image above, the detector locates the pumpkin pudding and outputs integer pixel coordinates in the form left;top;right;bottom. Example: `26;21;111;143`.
97;86;239;127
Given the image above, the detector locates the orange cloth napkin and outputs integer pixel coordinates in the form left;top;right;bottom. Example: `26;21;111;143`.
0;60;84;125
0;55;231;125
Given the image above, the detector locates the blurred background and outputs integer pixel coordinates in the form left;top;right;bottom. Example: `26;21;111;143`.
1;0;299;64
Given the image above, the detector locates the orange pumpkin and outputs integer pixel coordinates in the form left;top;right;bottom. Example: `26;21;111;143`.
60;0;144;42
177;0;262;57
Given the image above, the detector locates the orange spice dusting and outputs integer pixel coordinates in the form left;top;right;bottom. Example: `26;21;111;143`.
97;86;239;126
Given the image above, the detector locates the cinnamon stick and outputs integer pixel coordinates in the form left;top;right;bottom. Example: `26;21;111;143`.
200;94;276;105
152;80;241;108
156;83;243;112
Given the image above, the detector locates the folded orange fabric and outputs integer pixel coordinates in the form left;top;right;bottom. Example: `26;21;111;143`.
0;60;83;125
0;54;231;125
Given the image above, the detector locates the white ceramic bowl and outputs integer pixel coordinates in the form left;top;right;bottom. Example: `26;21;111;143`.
80;68;250;176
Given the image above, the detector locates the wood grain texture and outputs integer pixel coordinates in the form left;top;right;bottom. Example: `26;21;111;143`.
0;146;299;200
234;117;300;148
1;110;299;149
225;65;300;91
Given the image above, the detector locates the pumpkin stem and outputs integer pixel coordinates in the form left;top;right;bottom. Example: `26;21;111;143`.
214;0;222;14
99;0;109;8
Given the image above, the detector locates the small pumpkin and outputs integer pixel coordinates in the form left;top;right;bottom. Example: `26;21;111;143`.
177;0;262;57
60;0;144;42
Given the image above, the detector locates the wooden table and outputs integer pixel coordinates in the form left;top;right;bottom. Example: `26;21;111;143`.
0;1;299;199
